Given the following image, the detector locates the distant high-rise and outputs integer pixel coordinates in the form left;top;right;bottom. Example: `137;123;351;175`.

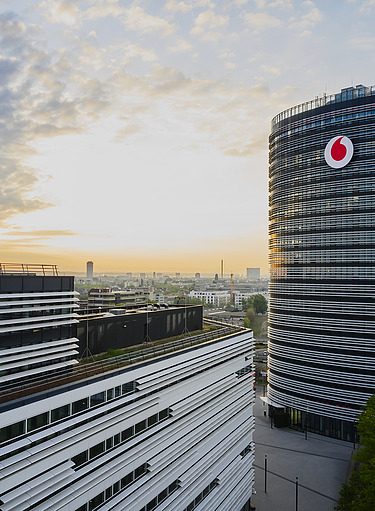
268;85;375;441
86;260;93;279
246;268;260;280
195;272;201;279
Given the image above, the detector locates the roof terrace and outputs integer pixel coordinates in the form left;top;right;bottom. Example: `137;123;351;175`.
0;320;247;409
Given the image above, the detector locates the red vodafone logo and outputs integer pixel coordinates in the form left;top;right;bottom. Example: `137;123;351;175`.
324;136;354;168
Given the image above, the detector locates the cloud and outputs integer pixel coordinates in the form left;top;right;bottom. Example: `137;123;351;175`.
39;0;81;25
123;6;176;37
167;38;193;53
164;0;215;11
191;9;229;41
288;1;323;32
4;229;77;237
242;11;282;31
164;0;192;13
85;0;124;20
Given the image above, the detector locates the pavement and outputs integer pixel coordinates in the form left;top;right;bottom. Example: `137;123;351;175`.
252;387;354;511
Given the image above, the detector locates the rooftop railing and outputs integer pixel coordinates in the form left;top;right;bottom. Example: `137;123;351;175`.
272;85;375;128
0;263;59;276
0;321;246;406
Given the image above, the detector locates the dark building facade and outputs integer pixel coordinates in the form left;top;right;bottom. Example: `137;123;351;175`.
77;305;203;356
268;85;375;441
0;263;79;387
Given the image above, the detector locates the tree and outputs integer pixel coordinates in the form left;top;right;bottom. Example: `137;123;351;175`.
243;317;251;328
246;307;256;322
252;294;268;314
336;395;375;510
242;294;268;314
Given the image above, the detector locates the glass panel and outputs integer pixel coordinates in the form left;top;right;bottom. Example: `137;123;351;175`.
148;413;158;427
27;412;49;432
121;426;134;441
89;441;105;459
135;420;146;434
0;421;25;443
51;404;70;422
121;472;133;488
146;497;157;511
159;408;169;420
89;492;104;511
72;450;88;467
158;488;168;503
72;398;88;414
135;464;146;478
90;392;105;407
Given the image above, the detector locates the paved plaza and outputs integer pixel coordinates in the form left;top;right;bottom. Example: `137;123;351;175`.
252;388;354;511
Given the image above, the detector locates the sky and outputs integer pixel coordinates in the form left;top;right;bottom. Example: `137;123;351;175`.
1;0;375;276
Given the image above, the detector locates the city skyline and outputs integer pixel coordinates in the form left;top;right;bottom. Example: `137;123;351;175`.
1;1;375;273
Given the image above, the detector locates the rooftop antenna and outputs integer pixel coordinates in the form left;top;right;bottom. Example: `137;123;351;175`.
143;293;152;344
80;306;95;362
180;290;190;338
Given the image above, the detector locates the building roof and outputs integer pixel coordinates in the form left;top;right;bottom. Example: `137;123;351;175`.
0;321;247;410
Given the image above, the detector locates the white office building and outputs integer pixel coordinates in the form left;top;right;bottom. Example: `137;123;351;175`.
189;290;231;307
0;266;255;511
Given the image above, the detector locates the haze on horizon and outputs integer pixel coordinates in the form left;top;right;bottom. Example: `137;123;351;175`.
1;0;374;275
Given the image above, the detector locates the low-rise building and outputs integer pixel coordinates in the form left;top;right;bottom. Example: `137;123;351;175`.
189;290;231;307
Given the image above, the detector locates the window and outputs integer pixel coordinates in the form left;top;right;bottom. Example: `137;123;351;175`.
121;426;134;441
89;492;104;511
148;413;158;427
159;408;169;420
90;392;105;407
72;398;88;414
135;420;146;434
27;412;49;432
0;421;25;443
72;450;88;467
51;404;70;422
89;441;105;459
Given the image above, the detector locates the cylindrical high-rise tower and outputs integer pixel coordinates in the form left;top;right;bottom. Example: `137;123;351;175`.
268;85;375;441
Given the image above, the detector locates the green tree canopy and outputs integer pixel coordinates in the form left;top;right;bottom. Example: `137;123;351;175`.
336;395;375;510
242;294;267;314
243;317;251;328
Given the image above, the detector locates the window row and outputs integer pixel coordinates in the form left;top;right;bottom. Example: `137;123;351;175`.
240;442;253;458
0;308;73;321
74;463;148;511
235;364;253;378
272;94;375;127
139;479;180;511
72;408;170;469
0;381;136;444
0;354;76;378
182;479;219;511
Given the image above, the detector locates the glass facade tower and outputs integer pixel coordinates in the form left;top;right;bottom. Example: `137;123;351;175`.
268;85;375;441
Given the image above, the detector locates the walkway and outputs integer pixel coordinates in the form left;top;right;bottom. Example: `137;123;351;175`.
252;388;354;511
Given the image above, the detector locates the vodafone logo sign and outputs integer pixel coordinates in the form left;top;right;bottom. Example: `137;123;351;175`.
324;136;354;168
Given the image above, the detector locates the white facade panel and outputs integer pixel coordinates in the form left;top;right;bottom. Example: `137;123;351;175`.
0;331;255;511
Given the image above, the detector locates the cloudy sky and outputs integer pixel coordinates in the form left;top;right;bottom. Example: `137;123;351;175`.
1;0;375;275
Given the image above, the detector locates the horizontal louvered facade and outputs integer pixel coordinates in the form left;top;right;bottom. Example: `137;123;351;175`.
268;85;375;441
0;330;255;511
0;272;79;386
